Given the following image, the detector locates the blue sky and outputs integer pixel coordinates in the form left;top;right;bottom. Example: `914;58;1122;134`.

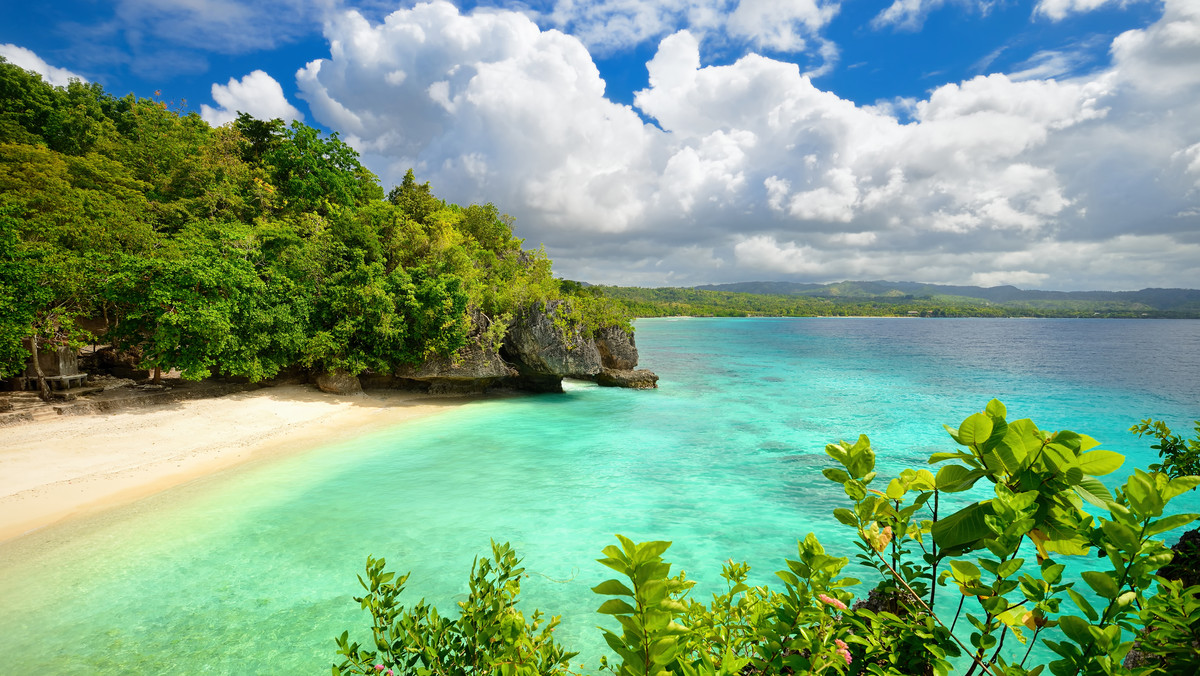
3;0;1199;290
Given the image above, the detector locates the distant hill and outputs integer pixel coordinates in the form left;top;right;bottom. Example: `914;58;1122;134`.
693;281;1200;313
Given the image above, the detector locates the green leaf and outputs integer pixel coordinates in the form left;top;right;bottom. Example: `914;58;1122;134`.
597;599;636;615
931;501;994;550
592;580;635;597
1066;588;1099;621
1144;513;1198;538
935;464;987;492
1058;615;1093;645
1164;476;1200;500
833;508;857;526
998;558;1024;578
985;399;1007;420
1081;570;1119;599
1100;520;1139;553
1073;477;1114;509
929;451;974;464
958;413;994;447
1076;450;1124;476
949;560;981;583
822;468;851;484
1063;465;1083;485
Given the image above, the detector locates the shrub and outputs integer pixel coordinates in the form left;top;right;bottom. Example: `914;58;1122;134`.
336;402;1200;675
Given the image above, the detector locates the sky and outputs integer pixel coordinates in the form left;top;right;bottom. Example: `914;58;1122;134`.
3;0;1199;290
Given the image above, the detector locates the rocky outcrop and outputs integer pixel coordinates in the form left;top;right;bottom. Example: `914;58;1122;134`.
501;301;603;392
595;368;658;389
315;369;362;395
595;326;638;370
341;302;657;395
391;311;519;394
394;341;517;394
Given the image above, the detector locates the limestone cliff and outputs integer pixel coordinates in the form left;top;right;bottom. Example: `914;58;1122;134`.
313;301;657;395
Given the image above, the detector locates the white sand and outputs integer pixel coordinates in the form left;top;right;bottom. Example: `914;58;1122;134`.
0;385;468;543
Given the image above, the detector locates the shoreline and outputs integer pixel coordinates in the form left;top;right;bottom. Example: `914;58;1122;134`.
0;385;477;544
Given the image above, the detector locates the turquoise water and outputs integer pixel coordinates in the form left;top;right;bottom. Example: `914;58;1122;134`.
1;318;1198;673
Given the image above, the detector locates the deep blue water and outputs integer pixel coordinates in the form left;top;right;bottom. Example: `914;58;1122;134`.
0;318;1197;673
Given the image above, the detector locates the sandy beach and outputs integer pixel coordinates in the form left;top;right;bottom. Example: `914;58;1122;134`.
0;385;470;543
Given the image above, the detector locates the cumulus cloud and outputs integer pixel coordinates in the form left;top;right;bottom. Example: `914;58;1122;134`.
541;0;840;56
726;0;839;52
298;0;1200;290
0;44;86;86
200;70;304;127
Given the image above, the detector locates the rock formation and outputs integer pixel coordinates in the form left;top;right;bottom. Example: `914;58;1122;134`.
500;300;603;392
390;301;658;394
595;368;659;389
315;369;363;395
394;312;518;394
594;326;639;370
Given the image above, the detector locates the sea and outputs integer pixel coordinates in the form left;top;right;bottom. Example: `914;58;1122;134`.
1;317;1197;674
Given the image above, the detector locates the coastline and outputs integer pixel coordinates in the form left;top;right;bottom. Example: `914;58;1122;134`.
0;385;474;544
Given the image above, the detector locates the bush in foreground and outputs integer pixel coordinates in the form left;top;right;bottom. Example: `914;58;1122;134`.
334;402;1200;675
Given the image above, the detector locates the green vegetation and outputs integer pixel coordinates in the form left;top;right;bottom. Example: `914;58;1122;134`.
0;59;624;388
335;402;1200;675
595;285;1200;319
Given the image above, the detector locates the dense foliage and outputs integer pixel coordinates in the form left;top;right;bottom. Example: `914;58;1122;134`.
335;403;1200;675
0;59;622;384
595;286;1200;319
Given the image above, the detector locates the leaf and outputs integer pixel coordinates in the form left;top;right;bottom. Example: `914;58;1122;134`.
985;399;1007;420
1058;615;1092;645
597;599;636;615
935;464;987;492
1066;588;1098;621
1076;450;1124;476
929;451;974;464
1164;476;1200;500
833;508;857;526
949;560;981;583
822;468;851;484
958;413;994;447
1145;513;1198;538
1081;570;1119;600
931;501;994;551
1073;477;1114;509
1100;520;1138;553
592;580;635;597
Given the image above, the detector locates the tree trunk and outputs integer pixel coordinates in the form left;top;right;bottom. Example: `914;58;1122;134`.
30;333;50;401
153;365;162;384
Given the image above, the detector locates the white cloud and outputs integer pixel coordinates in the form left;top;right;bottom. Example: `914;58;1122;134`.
1034;0;1130;22
726;0;839;52
1006;49;1088;80
200;70;304;127
297;0;1200;290
541;0;840;57
0;44;86;87
872;0;949;31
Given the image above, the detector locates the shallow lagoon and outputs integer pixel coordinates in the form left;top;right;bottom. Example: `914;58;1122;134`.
2;318;1198;673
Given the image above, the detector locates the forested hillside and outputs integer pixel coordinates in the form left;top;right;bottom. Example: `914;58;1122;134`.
0;58;623;385
597;284;1200;319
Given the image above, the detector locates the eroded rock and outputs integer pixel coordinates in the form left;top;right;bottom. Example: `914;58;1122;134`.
502;301;602;390
315;369;362;395
595;326;638;370
595;368;659;389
